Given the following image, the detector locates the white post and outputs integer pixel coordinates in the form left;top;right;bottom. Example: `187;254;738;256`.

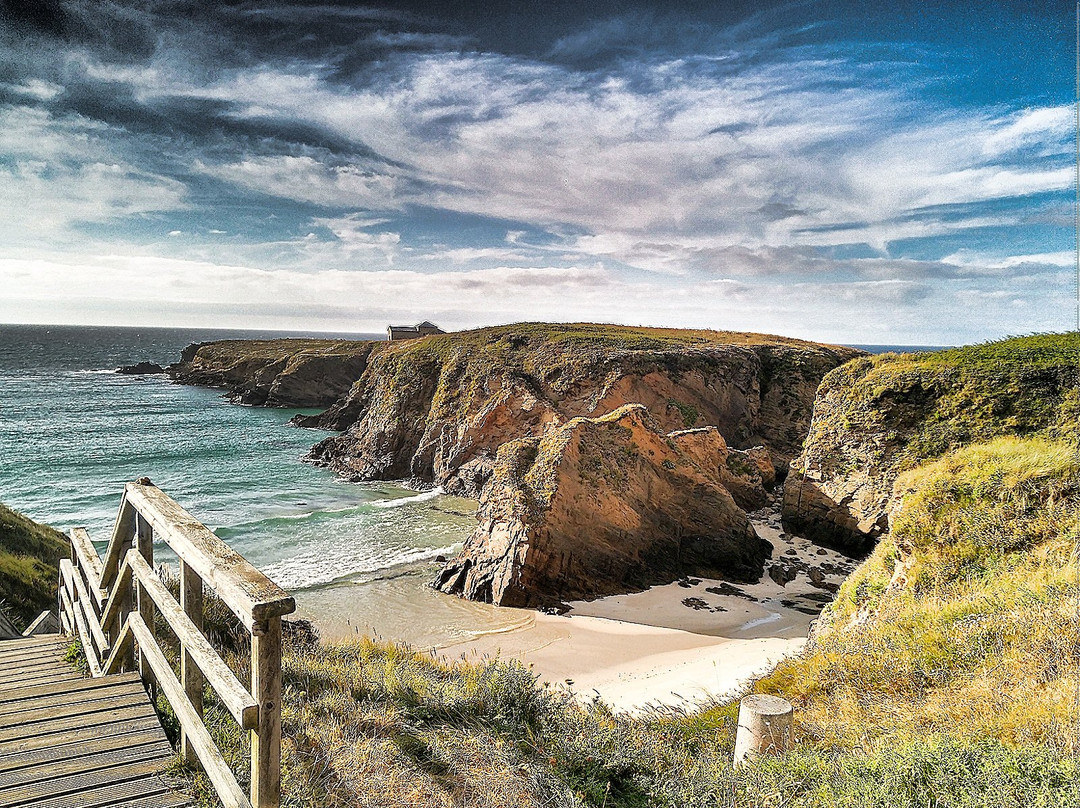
733;694;794;765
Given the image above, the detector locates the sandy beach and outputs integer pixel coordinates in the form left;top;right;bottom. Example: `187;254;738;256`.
437;516;854;712
300;511;856;713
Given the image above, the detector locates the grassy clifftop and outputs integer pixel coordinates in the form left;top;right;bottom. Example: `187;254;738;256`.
0;503;68;627
783;332;1080;553
763;435;1080;755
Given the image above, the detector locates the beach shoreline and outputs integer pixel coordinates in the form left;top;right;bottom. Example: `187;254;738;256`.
300;516;855;713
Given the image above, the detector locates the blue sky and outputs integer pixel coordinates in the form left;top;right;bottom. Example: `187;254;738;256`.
0;0;1071;344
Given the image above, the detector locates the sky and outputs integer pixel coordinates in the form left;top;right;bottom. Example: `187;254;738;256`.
0;0;1072;344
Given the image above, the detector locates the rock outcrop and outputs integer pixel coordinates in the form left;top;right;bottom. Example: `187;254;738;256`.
782;334;1080;556
168;339;377;407
301;323;860;497
117;361;164;375
433;404;772;607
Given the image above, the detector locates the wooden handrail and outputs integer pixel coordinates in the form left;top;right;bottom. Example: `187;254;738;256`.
59;478;295;808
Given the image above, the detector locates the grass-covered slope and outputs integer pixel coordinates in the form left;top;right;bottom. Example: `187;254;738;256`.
760;435;1079;758
783;332;1080;553
0;503;68;627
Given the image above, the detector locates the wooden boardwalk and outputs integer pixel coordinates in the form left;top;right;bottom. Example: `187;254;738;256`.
0;634;191;808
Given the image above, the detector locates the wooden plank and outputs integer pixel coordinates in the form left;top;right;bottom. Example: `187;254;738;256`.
0;757;171;805
0;640;67;660
0;669;83;692
62;558;110;658
124;481;294;628
250;616;282;808
0;715;164;757
0;671;140;706
180;556;205;765
0;690;151;729
127;550;258;729
0;727;170;772
0;653;67;672
0;634;65;650
101;494;136;589
70;526;106;595
63;580;104;677
128;614;252;808
0;702;156;744
109;789;193;808
0;677;143;718
0;738;172;789
21;610;58;636
28;775;183;808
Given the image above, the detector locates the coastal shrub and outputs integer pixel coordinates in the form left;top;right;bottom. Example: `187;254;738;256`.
758;435;1080;753
0;502;68;627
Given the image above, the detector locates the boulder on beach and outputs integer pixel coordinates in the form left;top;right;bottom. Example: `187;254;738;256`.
433;403;772;608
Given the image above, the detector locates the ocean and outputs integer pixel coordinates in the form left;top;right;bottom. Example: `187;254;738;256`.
0;323;524;647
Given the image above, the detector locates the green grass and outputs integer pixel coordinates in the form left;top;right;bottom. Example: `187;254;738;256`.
0;503;68;628
759;435;1080;754
804;333;1080;480
178;629;1076;808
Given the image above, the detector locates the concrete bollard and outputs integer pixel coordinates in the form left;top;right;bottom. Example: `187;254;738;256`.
733;694;794;765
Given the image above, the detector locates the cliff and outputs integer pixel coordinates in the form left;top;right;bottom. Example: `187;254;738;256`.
760;433;1080;752
0;503;69;628
782;333;1080;555
301;323;861;497
167;339;377;407
433;404;772;607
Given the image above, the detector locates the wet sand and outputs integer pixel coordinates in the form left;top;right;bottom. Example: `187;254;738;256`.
297;515;856;713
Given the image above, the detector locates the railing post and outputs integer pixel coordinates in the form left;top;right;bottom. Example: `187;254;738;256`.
135;512;156;691
250;617;282;808
179;559;205;766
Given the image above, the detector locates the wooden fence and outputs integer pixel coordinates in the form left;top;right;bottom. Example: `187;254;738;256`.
58;478;295;808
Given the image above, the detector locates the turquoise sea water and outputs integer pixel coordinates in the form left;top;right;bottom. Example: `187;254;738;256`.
0;324;511;644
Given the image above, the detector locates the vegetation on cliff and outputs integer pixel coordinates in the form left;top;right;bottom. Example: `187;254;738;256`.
783;332;1080;553
764;434;1080;753
305;322;859;496
0;503;68;627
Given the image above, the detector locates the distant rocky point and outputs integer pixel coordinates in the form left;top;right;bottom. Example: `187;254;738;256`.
117;361;164;375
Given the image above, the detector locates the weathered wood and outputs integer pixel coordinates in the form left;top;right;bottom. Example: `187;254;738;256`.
180;557;206;764
100;556;135;672
0;737;172;789
126;549;258;729
250;617;282;808
124;481;294;628
103;618;135;677
101;495;136;589
29;776;182;808
0;670;141;705
22;610;57;636
70;527;106;603
135;512;156;689
59;583;103;677
128;613;252;808
0;757;173;806
733;694;794;765
0;726;167;772
61;559;110;659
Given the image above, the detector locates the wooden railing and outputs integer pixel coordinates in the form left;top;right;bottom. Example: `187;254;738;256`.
58;478;296;808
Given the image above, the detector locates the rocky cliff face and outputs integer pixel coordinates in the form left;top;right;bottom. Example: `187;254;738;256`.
168;339;377;407
782;334;1080;556
433;404;773;607
302;324;860;497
